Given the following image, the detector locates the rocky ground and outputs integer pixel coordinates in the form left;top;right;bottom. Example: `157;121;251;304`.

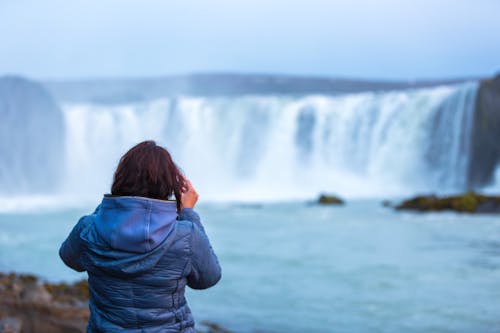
0;273;233;333
0;273;87;333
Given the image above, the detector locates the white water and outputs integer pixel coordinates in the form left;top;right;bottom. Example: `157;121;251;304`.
484;166;500;194
0;82;483;211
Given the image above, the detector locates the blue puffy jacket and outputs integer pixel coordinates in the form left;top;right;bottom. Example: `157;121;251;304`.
59;195;222;333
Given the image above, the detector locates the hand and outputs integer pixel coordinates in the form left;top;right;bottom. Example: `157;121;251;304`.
181;179;198;209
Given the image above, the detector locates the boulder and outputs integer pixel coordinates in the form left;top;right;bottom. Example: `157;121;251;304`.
0;273;88;333
0;317;22;333
395;192;500;213
317;194;345;205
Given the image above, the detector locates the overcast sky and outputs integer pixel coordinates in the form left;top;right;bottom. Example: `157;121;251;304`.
0;0;499;80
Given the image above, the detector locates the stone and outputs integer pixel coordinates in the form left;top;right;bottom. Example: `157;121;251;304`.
0;317;22;333
395;192;500;213
317;194;345;205
20;283;52;303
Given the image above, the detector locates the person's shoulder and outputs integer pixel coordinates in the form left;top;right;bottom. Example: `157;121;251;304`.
77;211;98;229
176;218;195;234
165;219;194;255
77;205;101;226
75;211;101;244
74;215;92;233
175;218;206;247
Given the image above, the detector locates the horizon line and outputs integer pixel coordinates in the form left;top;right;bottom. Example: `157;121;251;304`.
0;70;491;85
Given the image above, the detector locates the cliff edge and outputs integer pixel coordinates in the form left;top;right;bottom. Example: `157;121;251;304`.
468;74;500;188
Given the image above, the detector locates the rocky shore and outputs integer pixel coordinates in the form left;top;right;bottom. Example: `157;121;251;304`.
0;273;88;333
395;192;500;213
0;273;232;333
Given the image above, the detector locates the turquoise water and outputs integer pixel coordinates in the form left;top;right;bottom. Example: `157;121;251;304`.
1;200;499;332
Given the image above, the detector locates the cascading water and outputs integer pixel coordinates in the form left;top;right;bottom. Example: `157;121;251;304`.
56;81;479;203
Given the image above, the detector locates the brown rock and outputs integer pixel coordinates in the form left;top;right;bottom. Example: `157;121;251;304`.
0;273;88;333
0;273;234;333
317;194;345;205
395;192;500;213
20;283;52;303
0;317;22;333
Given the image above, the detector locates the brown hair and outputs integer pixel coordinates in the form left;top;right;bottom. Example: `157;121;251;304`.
111;140;184;212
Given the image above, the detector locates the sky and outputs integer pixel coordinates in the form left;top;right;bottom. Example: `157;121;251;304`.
0;0;499;81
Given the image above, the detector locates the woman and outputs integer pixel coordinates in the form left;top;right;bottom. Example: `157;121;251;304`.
59;140;221;333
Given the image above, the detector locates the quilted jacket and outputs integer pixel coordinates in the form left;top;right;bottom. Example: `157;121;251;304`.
59;195;221;332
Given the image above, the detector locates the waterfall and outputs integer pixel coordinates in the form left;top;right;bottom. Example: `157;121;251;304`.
55;81;478;203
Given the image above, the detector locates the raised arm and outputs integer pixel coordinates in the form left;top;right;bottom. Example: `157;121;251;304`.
180;208;222;289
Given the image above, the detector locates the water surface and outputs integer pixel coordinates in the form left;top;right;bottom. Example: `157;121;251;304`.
1;200;499;332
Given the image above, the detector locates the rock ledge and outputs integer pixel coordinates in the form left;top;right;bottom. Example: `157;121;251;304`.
395;192;500;213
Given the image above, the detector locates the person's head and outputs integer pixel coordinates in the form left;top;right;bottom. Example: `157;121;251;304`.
111;140;184;212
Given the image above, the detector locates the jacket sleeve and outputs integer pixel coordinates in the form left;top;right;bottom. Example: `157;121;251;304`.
59;217;89;272
180;208;222;290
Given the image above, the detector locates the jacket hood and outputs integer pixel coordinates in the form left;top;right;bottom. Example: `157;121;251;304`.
95;195;178;253
80;195;179;277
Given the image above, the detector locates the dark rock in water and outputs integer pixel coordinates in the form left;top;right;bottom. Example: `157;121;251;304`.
395;192;500;213
0;76;64;194
381;200;392;207
468;74;500;188
198;321;234;333
317;194;344;205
